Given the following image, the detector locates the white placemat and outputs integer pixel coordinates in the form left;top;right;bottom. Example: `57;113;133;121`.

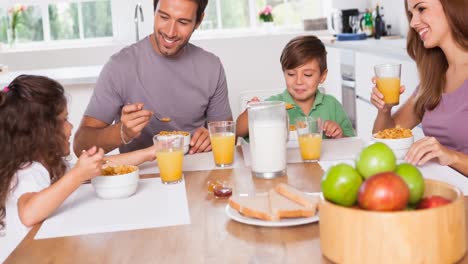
138;150;243;175
35;178;190;239
242;137;364;166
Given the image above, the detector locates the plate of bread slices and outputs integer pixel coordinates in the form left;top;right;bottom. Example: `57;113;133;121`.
226;183;320;227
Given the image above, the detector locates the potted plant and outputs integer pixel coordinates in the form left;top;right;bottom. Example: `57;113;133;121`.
258;5;274;32
8;4;27;46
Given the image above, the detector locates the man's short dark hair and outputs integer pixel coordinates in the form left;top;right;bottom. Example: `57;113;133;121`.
154;0;208;24
280;35;327;73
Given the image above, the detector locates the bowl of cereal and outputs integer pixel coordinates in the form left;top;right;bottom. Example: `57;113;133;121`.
91;165;139;199
154;131;191;154
372;126;414;159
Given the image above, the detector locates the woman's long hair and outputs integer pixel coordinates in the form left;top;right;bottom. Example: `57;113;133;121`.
405;0;468;119
0;75;68;231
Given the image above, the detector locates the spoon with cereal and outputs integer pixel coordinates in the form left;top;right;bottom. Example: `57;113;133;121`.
153;113;171;122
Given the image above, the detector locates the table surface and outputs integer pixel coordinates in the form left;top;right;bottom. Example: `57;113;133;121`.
6;153;468;263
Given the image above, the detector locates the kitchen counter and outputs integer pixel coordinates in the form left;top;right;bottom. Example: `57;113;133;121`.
324;37;411;61
0;65;102;87
0;35;411;88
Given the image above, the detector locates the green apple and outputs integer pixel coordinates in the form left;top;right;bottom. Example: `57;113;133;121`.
321;163;363;207
355;142;396;179
396;163;424;205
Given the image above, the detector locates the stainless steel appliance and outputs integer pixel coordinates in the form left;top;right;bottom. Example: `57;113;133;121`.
340;49;356;128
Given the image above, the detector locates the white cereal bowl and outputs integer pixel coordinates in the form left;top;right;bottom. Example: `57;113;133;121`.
91;165;139;199
371;135;414;159
155;133;191;154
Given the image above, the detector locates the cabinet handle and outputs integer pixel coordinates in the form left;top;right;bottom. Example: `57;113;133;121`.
341;80;356;87
356;95;372;105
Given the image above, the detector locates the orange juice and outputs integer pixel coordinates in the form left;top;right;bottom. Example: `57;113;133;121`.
156;150;183;184
210;132;235;166
298;133;322;161
377;77;400;105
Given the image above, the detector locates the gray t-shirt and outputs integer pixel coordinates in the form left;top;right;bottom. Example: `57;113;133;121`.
84;36;232;153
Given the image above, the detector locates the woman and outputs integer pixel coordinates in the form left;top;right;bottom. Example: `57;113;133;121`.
371;0;468;175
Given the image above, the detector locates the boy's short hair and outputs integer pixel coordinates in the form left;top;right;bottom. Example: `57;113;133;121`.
280;35;327;73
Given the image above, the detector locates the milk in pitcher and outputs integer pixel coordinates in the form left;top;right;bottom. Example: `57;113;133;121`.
249;120;287;178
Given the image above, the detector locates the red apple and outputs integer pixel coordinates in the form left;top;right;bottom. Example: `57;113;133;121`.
358;172;410;211
417;195;451;209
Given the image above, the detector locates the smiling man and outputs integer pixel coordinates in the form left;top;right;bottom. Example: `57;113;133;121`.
74;0;232;155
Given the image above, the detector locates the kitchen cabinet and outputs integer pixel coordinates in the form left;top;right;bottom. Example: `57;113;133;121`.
355;95;376;142
322;47;342;103
354;51;423;142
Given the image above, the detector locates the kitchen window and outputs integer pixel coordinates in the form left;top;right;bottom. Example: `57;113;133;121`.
0;0;326;47
0;0;112;45
200;0;324;30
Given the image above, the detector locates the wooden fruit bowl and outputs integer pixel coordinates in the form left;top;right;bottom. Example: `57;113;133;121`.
319;179;466;264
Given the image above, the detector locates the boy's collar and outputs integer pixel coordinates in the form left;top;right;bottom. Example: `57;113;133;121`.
283;89;324;110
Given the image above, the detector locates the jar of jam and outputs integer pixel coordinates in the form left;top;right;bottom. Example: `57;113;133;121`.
206;180;223;193
206;180;232;198
213;185;232;198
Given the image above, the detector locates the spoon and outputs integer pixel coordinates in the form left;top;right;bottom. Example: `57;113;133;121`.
153;113;171;122
125;103;171;122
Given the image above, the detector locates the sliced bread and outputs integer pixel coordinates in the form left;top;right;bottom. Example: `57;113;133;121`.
228;194;273;221
268;189;315;219
275;183;319;211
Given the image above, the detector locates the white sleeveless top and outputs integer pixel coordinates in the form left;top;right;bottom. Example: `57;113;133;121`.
0;162;51;262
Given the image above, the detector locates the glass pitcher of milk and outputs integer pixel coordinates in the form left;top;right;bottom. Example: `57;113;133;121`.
248;101;288;179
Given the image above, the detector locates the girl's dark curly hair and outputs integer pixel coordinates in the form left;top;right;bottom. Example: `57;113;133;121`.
0;75;68;232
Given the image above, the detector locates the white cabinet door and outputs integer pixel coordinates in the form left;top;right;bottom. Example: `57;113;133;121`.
356;95;377;143
322;47;342;103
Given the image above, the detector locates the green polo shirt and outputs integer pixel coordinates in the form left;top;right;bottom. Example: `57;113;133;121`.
266;89;355;137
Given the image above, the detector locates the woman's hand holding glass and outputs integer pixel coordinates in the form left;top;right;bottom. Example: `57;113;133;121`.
370;77;406;113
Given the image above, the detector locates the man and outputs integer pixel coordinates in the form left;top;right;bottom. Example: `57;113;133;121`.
74;0;232;156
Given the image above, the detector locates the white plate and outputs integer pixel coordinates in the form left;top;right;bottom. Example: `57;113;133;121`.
225;193;320;227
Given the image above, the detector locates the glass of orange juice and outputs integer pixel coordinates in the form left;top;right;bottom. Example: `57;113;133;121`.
295;117;323;162
374;63;402;106
208;121;236;167
153;136;184;184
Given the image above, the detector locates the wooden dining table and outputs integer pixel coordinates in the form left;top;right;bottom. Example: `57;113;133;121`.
5;148;468;263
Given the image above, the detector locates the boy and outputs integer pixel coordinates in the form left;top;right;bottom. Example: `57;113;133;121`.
236;35;355;138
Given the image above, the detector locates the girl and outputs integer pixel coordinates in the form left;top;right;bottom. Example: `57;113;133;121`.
371;0;468;175
0;75;157;260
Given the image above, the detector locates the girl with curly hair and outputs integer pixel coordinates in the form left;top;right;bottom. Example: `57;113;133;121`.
0;75;157;260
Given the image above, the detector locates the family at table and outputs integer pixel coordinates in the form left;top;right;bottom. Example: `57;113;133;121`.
0;0;467;261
